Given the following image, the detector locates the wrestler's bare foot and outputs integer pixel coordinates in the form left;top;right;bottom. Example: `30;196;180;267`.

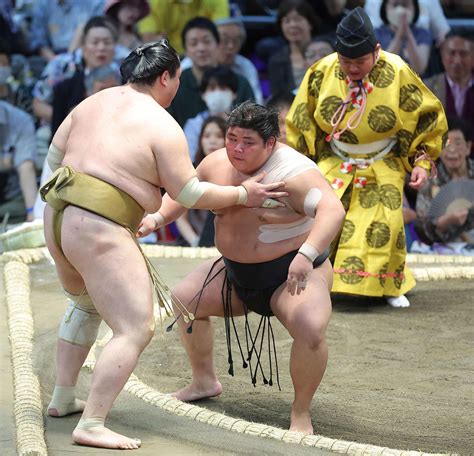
72;424;141;450
290;406;314;435
172;379;222;402
47;398;85;417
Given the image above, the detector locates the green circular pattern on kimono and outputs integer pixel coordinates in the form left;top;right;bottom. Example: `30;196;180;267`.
415;111;438;136
399;84;423;112
358;182;380;208
380;183;401;210
397;129;414;157
394;262;406;289
339;130;359;144
378;262;389;287
368;105;397;133
320;95;344;123
396;227;405;250
383;157;400;171
318;146;333;162
339;219;355;244
340;256;365;284
369;60;395;88
292;103;311;131
296;135;309;155
366;221;391;248
309;70;324;98
334;64;345;80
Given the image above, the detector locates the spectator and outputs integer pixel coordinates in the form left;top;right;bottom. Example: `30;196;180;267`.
365;0;449;47
375;0;432;76
1;0;28;53
184;66;238;161
268;0;320;95
52;63;121;136
168;17;254;127
266;90;295;144
30;0;105;61
176;116;227;247
104;0;149;51
138;0;229;56
181;17;263;104
424;31;474;157
0;100;38;224
32;17;121;126
304;35;335;67
0;38;35;115
415;116;473;252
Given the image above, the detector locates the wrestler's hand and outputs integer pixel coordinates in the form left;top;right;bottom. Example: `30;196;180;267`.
136;214;164;238
241;172;288;208
287;253;313;296
409;166;428;190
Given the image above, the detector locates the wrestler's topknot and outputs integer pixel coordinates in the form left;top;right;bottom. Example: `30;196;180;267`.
227;101;280;143
120;38;180;85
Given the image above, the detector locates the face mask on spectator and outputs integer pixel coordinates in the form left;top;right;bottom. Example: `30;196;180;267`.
387;6;414;27
0;66;12;85
203;90;234;114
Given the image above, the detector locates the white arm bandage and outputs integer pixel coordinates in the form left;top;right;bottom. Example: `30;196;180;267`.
46;143;65;171
303;188;323;217
150;212;165;229
298;242;320;262
175;176;247;208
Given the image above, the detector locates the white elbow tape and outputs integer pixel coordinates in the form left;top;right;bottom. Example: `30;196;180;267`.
46;143;65;171
175;176;211;208
298;242;320;263
59;291;101;347
237;185;247;205
303;188;322;217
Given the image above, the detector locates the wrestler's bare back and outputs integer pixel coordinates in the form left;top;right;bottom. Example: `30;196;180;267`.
58;85;192;214
198;147;312;264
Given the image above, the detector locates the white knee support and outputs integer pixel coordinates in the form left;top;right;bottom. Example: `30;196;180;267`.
59;291;102;347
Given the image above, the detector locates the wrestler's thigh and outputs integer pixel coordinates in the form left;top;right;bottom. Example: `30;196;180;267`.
270;260;333;339
61;213;153;333
172;258;246;319
43;205;85;294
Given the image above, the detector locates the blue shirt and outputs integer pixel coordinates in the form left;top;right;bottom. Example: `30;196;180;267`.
0;101;37;200
30;0;105;53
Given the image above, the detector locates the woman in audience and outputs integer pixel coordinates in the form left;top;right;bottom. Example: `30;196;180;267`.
304;35;335;68
176;116;227;247
415;116;474;253
104;0;149;51
268;0;320;95
375;0;432;75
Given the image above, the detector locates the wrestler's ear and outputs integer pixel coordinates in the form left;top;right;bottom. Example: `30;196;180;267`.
159;70;171;87
265;136;276;150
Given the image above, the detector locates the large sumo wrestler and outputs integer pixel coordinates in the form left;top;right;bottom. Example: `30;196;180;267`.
139;101;346;435
40;40;286;450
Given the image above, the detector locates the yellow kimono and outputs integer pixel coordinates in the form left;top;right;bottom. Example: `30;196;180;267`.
287;50;447;297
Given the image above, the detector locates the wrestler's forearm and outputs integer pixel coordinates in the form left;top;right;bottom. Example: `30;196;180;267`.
305;204;346;253
157;193;188;225
192;185;244;210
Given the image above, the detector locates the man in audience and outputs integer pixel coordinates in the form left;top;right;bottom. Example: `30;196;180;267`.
424;31;474;157
168;17;255;127
182;17;263;104
30;0;105;61
0;99;38;223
